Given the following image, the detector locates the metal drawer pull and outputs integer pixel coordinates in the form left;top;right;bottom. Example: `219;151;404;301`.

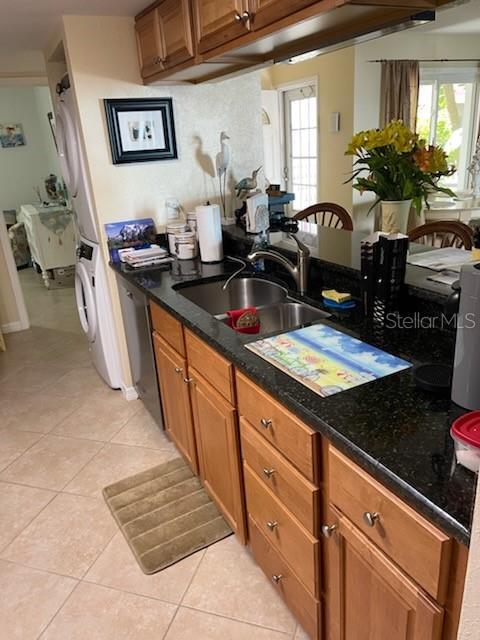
363;511;379;527
321;524;337;538
262;468;275;478
271;574;283;584
260;418;272;429
266;521;278;531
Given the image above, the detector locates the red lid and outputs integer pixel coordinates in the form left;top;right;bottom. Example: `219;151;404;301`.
451;411;480;449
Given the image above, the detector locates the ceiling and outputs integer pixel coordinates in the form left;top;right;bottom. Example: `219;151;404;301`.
417;0;480;35
0;0;148;52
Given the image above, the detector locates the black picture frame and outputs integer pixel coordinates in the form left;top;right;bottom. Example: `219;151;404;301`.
104;97;177;165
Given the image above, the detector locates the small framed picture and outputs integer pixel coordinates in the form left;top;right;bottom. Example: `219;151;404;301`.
104;98;177;164
0;123;25;148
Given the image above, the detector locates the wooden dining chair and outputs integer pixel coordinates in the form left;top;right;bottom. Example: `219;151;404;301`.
293;202;354;230
408;221;473;250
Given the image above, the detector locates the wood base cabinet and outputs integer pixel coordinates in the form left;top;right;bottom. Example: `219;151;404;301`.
189;367;247;542
152;332;198;473
324;506;444;640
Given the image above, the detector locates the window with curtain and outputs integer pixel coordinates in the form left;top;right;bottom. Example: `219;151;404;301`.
416;66;480;191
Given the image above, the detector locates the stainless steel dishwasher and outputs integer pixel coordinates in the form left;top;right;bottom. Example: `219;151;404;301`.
117;274;163;427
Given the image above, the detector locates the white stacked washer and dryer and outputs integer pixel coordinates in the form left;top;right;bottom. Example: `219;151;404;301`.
55;76;122;389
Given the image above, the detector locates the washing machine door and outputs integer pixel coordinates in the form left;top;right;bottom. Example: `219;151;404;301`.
75;262;97;342
56;98;80;197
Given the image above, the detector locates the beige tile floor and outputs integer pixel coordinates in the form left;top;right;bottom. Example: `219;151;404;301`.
0;269;308;639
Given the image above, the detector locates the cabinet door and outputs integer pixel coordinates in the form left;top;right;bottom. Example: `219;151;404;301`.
193;0;251;54
135;9;163;78
324;506;444;640
153;333;198;473
190;368;247;542
158;0;195;69
249;0;319;31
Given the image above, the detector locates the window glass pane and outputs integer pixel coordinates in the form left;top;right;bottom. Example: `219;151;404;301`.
291;100;301;129
417;83;434;143
291;130;301;157
307;97;316;128
300;129;310;157
300;99;310;127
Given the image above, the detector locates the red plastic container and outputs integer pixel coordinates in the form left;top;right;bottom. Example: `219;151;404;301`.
451;411;480;473
226;307;260;334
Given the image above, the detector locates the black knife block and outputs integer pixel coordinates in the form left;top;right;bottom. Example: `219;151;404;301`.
361;234;409;325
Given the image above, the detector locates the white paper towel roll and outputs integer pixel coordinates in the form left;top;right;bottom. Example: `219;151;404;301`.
195;204;224;263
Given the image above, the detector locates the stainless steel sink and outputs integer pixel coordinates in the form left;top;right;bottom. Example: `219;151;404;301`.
177;277;287;316
177;276;330;336
220;301;329;335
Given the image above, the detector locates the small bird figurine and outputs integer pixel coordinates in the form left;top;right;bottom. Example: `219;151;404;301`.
215;132;230;178
235;166;262;200
215;132;230;218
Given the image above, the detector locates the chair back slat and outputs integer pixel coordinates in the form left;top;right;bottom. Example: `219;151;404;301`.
294;202;354;231
408;222;473;250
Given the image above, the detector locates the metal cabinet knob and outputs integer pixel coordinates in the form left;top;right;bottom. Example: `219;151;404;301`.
183;377;194;385
266;521;278;531
260;418;272;429
263;468;275;478
321;524;337;539
174;367;183;374
363;511;379;527
242;10;252;20
234;12;243;22
271;574;283;584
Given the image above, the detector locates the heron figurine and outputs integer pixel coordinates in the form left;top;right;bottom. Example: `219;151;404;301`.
215;132;230;217
235;166;262;200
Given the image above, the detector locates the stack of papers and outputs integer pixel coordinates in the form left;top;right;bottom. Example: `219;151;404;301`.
407;248;473;272
121;245;172;268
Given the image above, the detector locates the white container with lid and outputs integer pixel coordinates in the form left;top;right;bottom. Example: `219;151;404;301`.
166;221;187;255
174;230;198;260
186;211;197;234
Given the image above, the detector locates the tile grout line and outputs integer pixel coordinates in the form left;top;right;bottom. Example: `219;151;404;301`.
0;432;47;476
34;576;83;640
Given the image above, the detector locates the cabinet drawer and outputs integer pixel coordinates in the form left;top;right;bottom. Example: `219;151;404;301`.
150;302;185;356
249;516;320;640
185;329;235;403
237;372;319;482
329;446;452;602
244;463;319;597
240;417;320;535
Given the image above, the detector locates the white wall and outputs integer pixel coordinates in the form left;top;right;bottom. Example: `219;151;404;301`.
0;86;60;212
60;14;263;391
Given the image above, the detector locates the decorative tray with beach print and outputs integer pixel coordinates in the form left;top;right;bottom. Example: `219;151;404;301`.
246;324;411;397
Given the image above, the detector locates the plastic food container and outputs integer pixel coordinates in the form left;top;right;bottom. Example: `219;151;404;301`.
451;411;480;473
186;212;197;234
166;222;187;254
174;230;198;260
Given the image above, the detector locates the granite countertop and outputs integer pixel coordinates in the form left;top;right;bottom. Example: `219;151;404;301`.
111;228;477;545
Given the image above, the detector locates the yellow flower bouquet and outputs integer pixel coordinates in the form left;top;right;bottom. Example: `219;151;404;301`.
346;120;455;214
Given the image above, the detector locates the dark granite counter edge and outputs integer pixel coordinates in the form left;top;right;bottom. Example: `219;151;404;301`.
113;263;471;545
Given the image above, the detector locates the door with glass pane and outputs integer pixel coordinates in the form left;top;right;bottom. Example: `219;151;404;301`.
284;85;318;213
417;71;479;191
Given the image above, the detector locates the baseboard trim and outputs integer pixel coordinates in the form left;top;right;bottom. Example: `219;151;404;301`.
122;384;138;402
2;320;29;334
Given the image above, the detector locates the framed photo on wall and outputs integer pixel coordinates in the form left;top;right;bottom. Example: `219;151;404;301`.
104;98;177;164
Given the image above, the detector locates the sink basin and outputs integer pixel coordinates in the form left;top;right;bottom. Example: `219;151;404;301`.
177;277;287;315
177;276;330;336
221;301;329;335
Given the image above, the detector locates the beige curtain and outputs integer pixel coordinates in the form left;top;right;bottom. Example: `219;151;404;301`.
380;60;420;131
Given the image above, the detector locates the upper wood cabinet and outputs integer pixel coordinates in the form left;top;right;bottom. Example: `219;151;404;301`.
325;507;444;640
248;0;319;31
135;9;163;78
136;0;194;78
193;0;251;54
158;0;195;68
